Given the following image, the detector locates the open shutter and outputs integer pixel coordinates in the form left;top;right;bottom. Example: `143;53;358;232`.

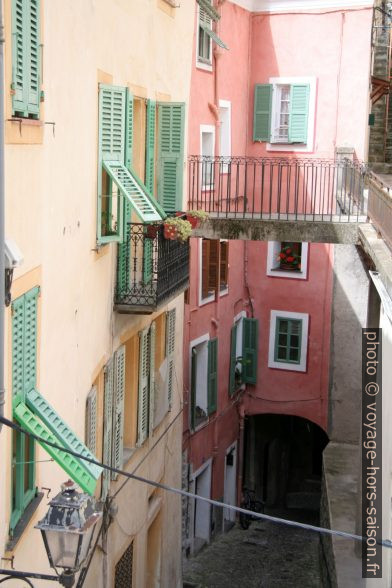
149;323;156;435
11;296;26;405
197;0;220;21
207;338;218;414
86;386;98;457
14;402;96;496
253;84;272;142
27;0;40;117
190;348;197;429
220;241;228;290
202;239;210;299
26;388;102;480
289;84;310;144
145;99;156;193
137;328;149;446
166;309;176;410
102;358;114;500
242;318;258;384
157;102;185;212
99;84;127;163
112;346;125;480
229;324;237;396
208;240;220;294
125;89;134;171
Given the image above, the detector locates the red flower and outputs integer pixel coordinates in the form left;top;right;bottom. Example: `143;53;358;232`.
286;256;294;263
279;252;286;260
285;248;292;254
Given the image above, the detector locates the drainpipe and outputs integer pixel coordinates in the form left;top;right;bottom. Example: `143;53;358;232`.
0;3;6;433
237;405;245;506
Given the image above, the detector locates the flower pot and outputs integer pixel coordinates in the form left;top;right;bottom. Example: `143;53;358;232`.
164;223;178;240
145;224;160;239
186;214;199;229
279;263;298;271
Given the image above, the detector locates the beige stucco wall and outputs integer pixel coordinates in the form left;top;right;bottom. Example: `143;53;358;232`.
0;0;194;585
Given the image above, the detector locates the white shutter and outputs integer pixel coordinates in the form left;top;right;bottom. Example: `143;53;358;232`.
111;345;126;480
149;323;156;436
166;309;176;411
86;386;98;457
102;358;114;500
137;328;149;446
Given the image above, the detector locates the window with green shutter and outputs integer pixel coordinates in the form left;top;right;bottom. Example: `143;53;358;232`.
274;318;302;364
190;336;211;429
196;0;227;66
157;102;185;213
253;81;311;145
242;318;258;384
11;0;41;119
207;338;218;414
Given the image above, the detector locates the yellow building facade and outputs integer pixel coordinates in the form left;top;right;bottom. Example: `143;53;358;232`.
0;0;194;586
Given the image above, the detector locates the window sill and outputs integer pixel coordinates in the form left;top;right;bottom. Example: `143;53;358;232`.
199;293;215;306
196;60;213;73
220;287;228;297
267;267;307;280
268;360;306;373
266;142;311;153
6;492;44;551
9;117;42;127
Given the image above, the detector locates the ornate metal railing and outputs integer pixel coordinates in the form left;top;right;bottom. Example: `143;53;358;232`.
188;156;368;222
114;223;189;313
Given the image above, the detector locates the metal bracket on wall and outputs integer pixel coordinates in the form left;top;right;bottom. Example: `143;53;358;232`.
1;556;15;570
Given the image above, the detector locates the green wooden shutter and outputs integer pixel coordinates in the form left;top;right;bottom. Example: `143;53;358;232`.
229;324;237;396
112;346;125;480
190;348;197;429
149;323;156;435
14;402;96;495
12;296;25;406
102;358;114;500
11;0;25;113
289;84;310;144
157;103;185;213
207;338;218;414
27;0;40;117
86;386;98;457
137;328;149;446
125;88;134;170
253;84;272;142
166;309;176;410
26;388;102;480
242;318;258;384
197;0;220;21
145;99;156;193
99;84;127;163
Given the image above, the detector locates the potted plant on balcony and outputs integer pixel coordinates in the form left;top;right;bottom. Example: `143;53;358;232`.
163;217;192;242
185;210;209;228
145;223;161;239
277;243;301;271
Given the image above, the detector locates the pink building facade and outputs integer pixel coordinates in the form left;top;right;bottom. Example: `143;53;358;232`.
183;0;373;555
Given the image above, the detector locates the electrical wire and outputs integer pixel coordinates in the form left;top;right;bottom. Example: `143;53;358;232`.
1;414;391;549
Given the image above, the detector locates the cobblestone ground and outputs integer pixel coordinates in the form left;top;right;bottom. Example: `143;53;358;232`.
183;509;322;588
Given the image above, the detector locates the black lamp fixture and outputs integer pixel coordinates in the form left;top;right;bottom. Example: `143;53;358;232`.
0;480;102;587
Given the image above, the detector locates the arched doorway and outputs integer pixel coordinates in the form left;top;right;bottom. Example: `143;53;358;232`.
243;414;329;512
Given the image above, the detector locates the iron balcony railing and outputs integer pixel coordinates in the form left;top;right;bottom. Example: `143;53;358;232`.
188;156;368;222
115;223;189;314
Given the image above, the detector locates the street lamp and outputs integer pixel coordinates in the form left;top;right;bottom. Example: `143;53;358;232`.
36;480;102;587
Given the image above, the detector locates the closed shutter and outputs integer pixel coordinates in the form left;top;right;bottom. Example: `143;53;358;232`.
253;84;272;142
149;323;156;435
145;99;156;194
289;84;310;144
102;358;114;500
201;239;210;299
208;240;219;294
229;324;237;396
166;309;176;410
137;328;149;446
14;402;96;496
125;89;134;170
11;296;26;405
190;348;197;429
220;241;228;290
99;84;127;163
157;102;185;212
207;338;218;414
112;346;126;480
242;318;258;384
11;0;40;118
86;386;98;457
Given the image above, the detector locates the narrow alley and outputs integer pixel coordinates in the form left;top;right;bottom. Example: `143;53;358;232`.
183;509;322;588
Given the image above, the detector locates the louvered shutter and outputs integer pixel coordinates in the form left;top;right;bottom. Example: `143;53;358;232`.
145;99;156;193
157;103;185;212
242;318;258;384
111;346;125;480
197;0;220;21
102;358;114;500
12;0;25;113
125;89;134;170
253;84;272;142
137;328;149;446
12;296;25;405
289;85;310;143
166;309;176;411
220;241;228;289
27;0;40;116
149;323;156;435
26;388;102;479
14;402;96;495
202;239;210;299
86;386;98;457
190;348;197;429
208;240;219;294
99;85;127;163
229;324;237;396
207;338;218;414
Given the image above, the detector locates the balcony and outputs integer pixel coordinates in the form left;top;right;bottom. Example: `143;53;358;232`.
188;156;368;244
114;223;189;314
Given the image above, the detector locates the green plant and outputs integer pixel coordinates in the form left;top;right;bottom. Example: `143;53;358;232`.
164;217;192;242
277;242;301;269
187;210;209;221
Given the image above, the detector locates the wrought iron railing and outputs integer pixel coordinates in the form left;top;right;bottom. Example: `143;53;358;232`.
188;156;368;222
114;223;189;313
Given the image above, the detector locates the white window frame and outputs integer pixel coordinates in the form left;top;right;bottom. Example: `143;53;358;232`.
219;239;229;297
219;99;231;160
267;76;316;153
196;3;213;71
266;241;309;280
233;310;246;380
268;310;309;372
190;333;210;430
200;125;215;190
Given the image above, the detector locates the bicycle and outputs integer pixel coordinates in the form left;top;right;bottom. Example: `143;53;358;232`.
239;488;265;530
